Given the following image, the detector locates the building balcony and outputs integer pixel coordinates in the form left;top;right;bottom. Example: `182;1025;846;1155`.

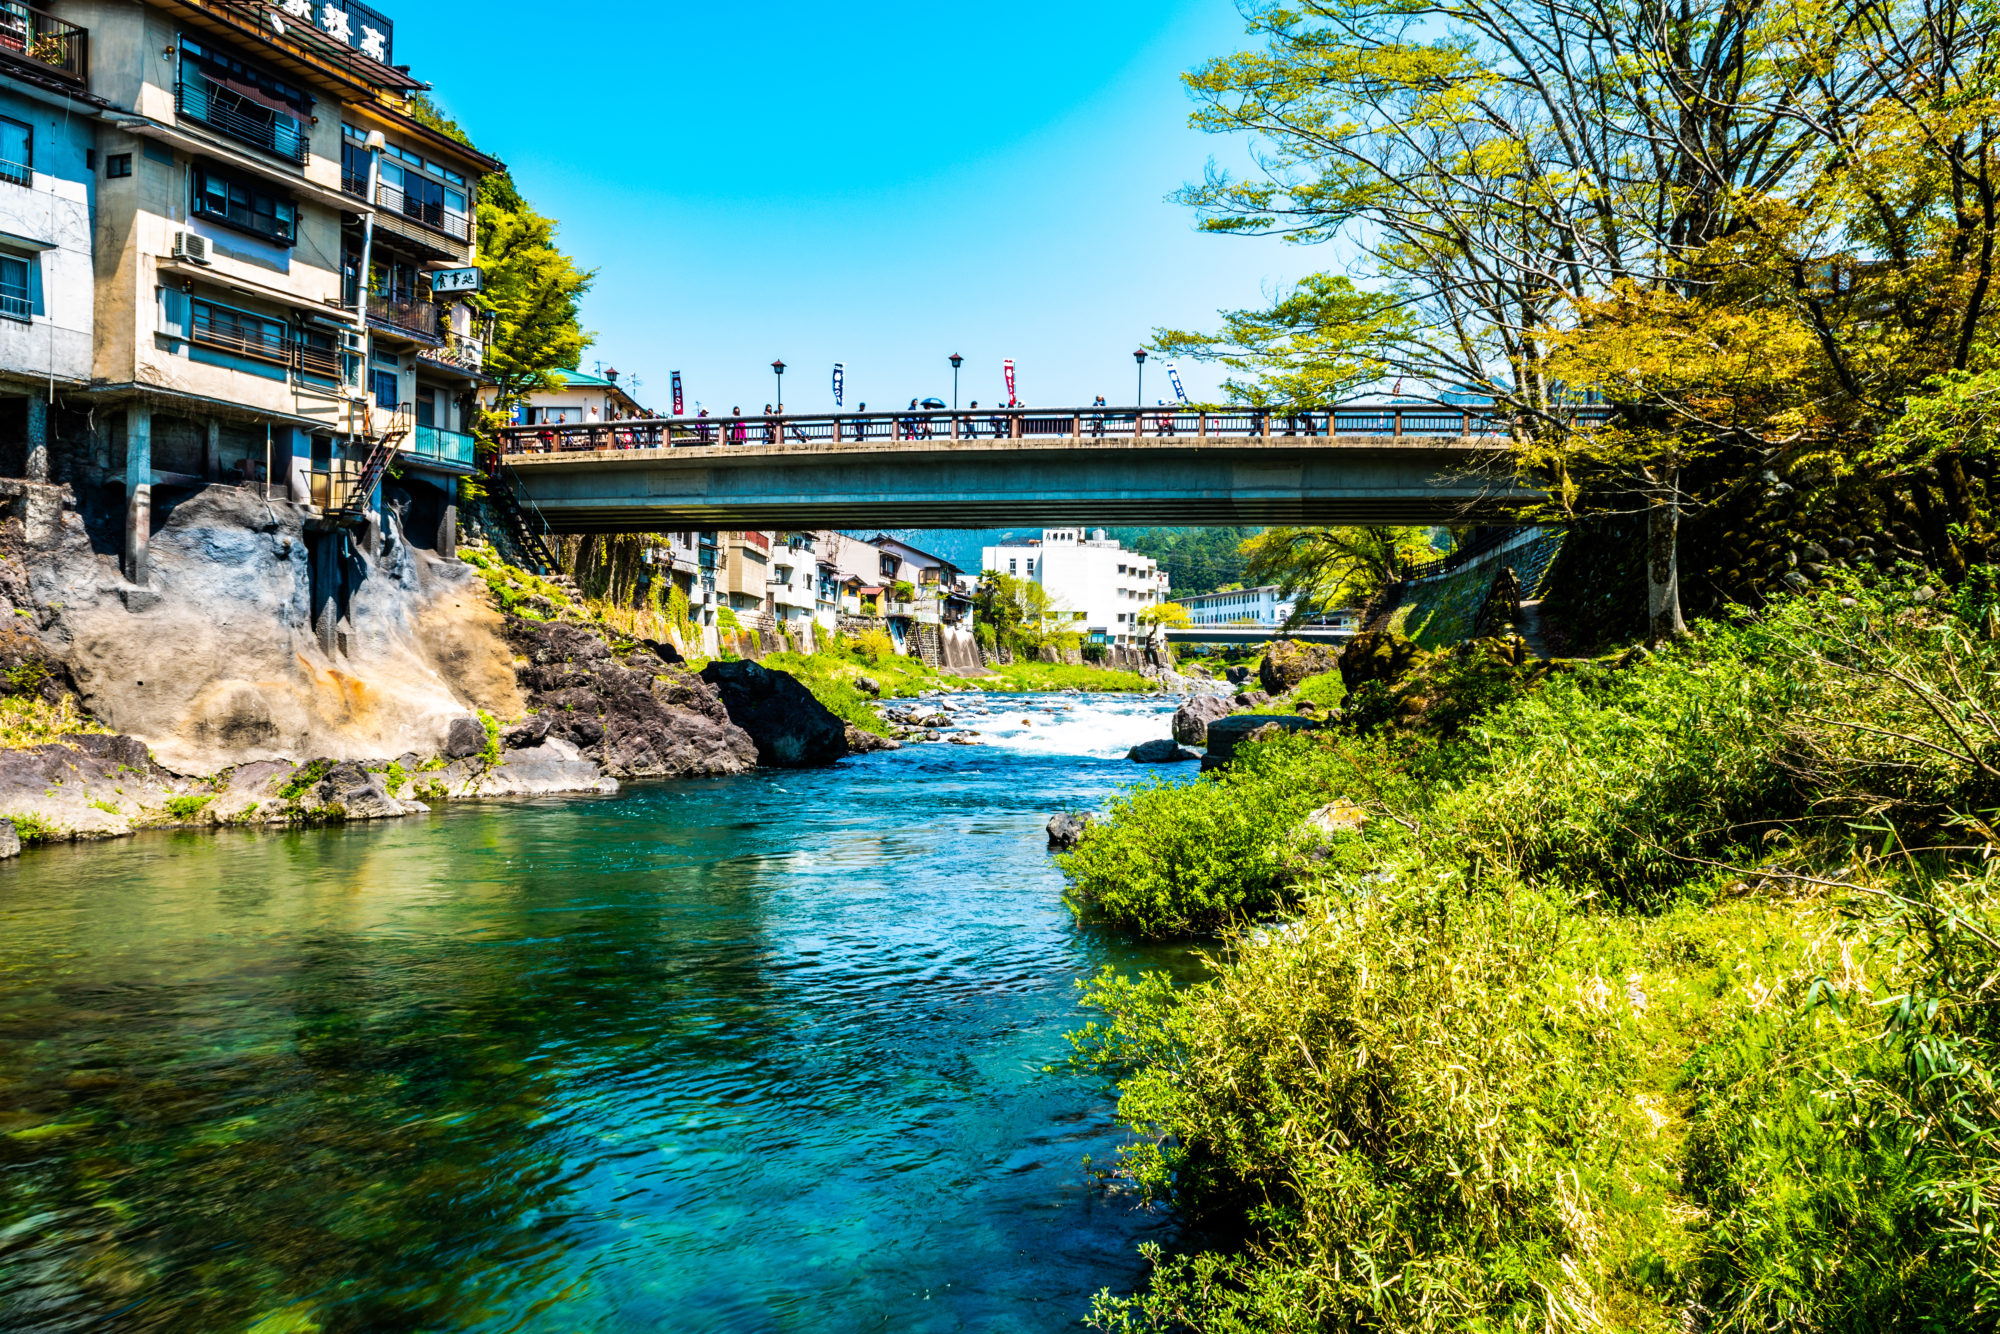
0;5;86;86
408;424;475;471
416;327;485;376
367;291;440;342
375;182;471;243
175;73;309;164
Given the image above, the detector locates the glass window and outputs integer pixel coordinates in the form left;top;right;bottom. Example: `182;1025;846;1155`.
0;255;28;320
0;117;28;186
371;369;398;409
191;165;296;245
106;153;131;178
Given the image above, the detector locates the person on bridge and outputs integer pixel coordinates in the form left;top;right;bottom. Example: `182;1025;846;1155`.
730;409;745;445
763;405;777;445
1091;396;1107;438
966;402;980;437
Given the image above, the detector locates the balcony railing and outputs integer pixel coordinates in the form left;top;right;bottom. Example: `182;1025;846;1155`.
410;425;475;469
417;327;485;374
0;156;25;188
175;72;309;164
376;182;471;242
0;5;87;85
367;292;440;340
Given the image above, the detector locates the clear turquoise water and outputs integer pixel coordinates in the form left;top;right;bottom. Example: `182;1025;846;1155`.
0;694;1197;1333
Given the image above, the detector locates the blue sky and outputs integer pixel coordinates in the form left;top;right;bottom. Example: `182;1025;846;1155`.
392;0;1308;414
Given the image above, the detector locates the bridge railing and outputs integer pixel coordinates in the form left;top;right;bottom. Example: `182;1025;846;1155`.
495;403;1613;456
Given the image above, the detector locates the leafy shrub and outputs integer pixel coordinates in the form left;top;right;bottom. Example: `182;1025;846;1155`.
477;709;501;765
277;760;331;803
9;811;60;843
853;628;896;663
165;793;214;821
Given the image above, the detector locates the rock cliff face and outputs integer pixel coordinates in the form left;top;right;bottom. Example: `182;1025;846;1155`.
506;617;758;779
23;485;519;773
697;659;850;767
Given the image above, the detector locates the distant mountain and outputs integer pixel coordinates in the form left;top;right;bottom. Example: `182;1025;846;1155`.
862;527;1258;598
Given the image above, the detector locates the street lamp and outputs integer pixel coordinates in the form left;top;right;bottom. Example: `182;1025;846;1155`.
949;353;963;411
1133;348;1148;406
771;359;785;412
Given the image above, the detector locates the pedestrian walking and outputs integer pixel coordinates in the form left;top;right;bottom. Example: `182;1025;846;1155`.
966;401;980;438
763;404;776;445
730;408;745;445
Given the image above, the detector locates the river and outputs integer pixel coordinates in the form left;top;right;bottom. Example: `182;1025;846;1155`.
0;692;1199;1334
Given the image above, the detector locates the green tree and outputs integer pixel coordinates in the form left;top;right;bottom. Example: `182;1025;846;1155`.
1139;601;1192;629
1240;526;1438;614
405;96;594;417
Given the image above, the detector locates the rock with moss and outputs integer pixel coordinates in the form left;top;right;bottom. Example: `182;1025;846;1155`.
1173;695;1233;746
698;659;849;768
1337;630;1428;691
506;615;757;778
1260;640;1340;695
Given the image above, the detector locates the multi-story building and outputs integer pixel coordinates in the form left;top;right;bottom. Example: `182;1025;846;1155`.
980;528;1167;647
1181;585;1294;627
768;531;819;646
717;528;773;616
0;11;103;478
0;0;498;605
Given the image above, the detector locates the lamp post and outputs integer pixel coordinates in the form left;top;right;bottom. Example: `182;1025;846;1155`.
1133;347;1148;407
949;353;963;411
771;359;785;413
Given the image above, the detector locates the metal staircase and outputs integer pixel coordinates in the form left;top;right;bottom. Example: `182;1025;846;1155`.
337;428;407;521
484;457;561;577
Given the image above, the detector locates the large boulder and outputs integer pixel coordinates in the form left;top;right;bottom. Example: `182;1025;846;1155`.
1338;630;1427;691
1128;738;1199;764
1200;714;1322;770
698;659;850;767
443;715;487;759
1047;811;1091;849
1260;640;1339;695
1173;695;1233;746
506;617;757;778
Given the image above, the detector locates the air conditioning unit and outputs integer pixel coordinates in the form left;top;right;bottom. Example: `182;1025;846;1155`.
171;230;211;265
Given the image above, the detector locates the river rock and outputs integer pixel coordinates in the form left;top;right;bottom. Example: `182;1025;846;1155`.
1260;640;1338;695
311;760;428;820
1303;799;1368;836
1047;811;1091;849
1201;714;1322;770
502;716;551;749
845;725;901;753
443;715;487;759
508;617;757;779
0;818;18;858
698;659;850;768
436;736;618;797
1338;630;1427;690
1233;690;1270;708
855;675;882;695
1172;695;1233;746
1128;739;1199;763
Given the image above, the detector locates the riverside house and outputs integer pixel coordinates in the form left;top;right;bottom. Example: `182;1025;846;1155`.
0;0;498;614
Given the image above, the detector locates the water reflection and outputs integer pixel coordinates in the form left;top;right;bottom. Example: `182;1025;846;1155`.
0;694;1197;1333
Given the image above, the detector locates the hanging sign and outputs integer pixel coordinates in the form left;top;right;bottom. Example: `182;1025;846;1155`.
430;266;481;294
1003;358;1016;405
1166;362;1189;404
671;370;684;416
832;362;845;407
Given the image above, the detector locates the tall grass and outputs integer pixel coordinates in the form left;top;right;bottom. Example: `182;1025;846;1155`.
1069;574;2000;1331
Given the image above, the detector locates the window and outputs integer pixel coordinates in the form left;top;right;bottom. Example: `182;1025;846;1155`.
105;153;131;178
189;297;287;363
416;388;436;428
371;369;399;408
192;165;296;245
0;117;28;187
177;37;310;162
0;255;28;321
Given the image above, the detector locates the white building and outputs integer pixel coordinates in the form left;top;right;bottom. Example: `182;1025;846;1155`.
980;528;1167;648
1181;585;1295;627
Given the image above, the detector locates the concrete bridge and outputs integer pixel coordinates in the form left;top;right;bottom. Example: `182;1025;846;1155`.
491;404;1590;531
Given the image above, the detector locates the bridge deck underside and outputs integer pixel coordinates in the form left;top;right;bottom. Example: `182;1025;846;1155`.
506;435;1535;531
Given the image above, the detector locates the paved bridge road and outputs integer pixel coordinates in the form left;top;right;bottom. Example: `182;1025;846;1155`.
492;404;1591;531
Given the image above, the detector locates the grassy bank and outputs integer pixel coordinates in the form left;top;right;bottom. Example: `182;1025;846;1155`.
1063;575;2000;1330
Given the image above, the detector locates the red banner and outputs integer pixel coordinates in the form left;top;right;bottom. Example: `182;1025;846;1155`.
671;370;683;416
1003;359;1016;405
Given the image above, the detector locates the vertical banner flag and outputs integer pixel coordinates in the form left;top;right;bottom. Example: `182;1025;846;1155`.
832;363;845;408
670;370;684;416
1166;362;1189;405
1003;358;1017;405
